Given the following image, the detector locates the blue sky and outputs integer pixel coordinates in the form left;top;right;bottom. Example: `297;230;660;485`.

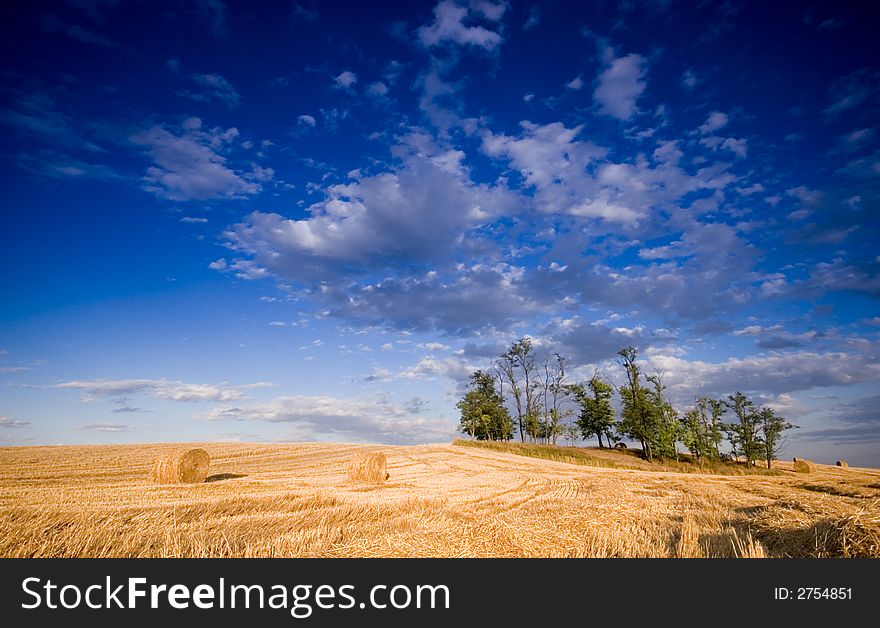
1;0;879;465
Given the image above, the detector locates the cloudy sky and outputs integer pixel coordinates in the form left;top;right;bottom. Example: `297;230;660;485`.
1;1;878;465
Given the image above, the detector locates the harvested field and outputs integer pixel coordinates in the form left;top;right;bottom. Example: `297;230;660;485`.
0;441;877;558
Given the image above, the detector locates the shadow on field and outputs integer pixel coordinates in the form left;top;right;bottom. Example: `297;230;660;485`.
205;473;248;483
733;503;880;557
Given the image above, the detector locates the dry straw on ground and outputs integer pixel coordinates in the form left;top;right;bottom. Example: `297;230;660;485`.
793;457;816;473
347;451;389;484
151;448;210;484
2;442;878;558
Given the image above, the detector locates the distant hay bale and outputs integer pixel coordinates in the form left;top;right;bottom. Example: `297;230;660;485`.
836;460;849;467
614;442;627;450
793;457;816;473
347;451;389;484
151;448;210;484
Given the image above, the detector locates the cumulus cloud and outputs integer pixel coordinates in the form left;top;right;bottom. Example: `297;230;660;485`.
593;52;647;120
645;350;880;403
366;81;389;97
223;133;515;281
483;120;735;227
418;0;506;50
130;120;261;201
200;394;455;444
334;70;358;89
57;379;251;403
699;111;729;134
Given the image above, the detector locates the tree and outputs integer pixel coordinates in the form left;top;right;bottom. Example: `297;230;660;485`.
723;392;762;466
645;373;680;460
680;397;724;463
498;338;540;443
572;375;616;448
457;370;515;441
757;407;797;469
540;353;571;445
616;347;656;461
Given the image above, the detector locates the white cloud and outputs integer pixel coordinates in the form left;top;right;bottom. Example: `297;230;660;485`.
418;0;505;50
647;350;880;402
78;423;137;433
224;133;515;280
482;120;729;225
681;69;698;90
699;111;729;134
366;81;389;97
334;70;358;89
720;136;747;158
593;52;647;120
0;416;29;428
399;355;475;381
130;121;260;201
57;379;251;403
565;76;584;90
297;114;317;127
180;216;208;223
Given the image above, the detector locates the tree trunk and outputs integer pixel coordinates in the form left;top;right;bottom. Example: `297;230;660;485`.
597;433;604;449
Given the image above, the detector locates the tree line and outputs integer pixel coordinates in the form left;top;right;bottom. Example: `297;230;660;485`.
457;339;797;468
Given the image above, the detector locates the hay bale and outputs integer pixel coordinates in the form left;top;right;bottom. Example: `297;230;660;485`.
151;448;210;484
614;442;627;449
347;451;389;484
792;457;816;473
836;460;849;467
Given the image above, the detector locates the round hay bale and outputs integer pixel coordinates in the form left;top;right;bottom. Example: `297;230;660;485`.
151;448;210;484
614;442;627;449
347;451;388;484
793;458;816;473
836;460;849;467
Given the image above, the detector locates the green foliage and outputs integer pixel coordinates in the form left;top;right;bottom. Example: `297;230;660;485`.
457;370;515;441
757;407;798;469
616;347;657;461
722;392;762;466
645;374;680;460
572;376;616;448
680;397;724;462
498;337;540;442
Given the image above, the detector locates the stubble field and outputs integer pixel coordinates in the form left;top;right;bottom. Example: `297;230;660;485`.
1;441;878;558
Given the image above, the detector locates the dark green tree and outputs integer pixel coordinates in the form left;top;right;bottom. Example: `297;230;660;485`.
680;397;724;462
457;370;515;441
572;375;616;448
757;407;798;469
646;373;680;460
616;347;656;461
723;392;762;466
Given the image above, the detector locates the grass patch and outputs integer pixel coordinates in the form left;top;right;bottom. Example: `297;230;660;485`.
453;439;783;476
453;438;631;470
